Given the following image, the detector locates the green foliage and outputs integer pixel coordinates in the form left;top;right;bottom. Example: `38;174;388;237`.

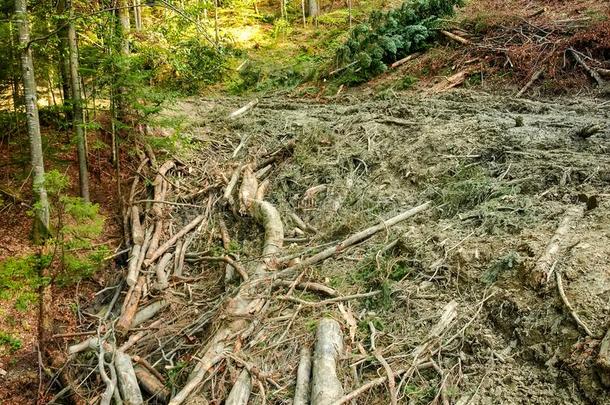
0;255;49;307
482;252;521;284
0;332;22;353
335;0;464;83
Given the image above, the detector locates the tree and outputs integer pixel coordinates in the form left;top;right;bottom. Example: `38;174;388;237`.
66;0;90;201
15;0;50;240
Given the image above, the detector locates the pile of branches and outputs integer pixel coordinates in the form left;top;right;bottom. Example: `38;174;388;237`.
443;8;610;94
47;101;447;404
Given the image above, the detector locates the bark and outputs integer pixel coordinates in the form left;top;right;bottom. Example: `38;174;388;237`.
67;0;90;201
118;0;131;56
225;369;252;405
132;300;168;327
56;0;72;112
294;347;312;405
15;0;50;239
311;318;344;405
115;350;144;404
132;0;143;31
117;276;145;333
134;366;170;401
307;0;319;18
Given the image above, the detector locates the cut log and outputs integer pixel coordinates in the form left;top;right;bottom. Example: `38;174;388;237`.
311;318;344;405
131;206;144;245
431;70;469;93
531;205;584;286
115;350;144;405
294;347;312;405
225;369;252;405
239;165;258;213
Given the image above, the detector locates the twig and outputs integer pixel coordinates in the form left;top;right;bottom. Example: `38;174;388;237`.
556;270;594;337
277;291;380;307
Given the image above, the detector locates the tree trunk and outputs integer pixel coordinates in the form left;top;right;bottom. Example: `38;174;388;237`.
67;0;90;202
15;0;50;239
133;0;142;31
307;0;319;18
57;0;73;118
118;0;131;56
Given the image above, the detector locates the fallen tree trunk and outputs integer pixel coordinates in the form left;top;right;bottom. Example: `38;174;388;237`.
311;318;344;405
229;99;258;119
117;276;145;333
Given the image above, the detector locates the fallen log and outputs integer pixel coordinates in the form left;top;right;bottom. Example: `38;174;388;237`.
531;205;584;286
312;318;344;405
390;53;421;69
225;369;252;405
516;67;544;97
168;199;284;405
132;300;168;328
294;347;312;405
154;252;172;290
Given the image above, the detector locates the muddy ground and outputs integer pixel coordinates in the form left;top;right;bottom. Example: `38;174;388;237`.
31;91;610;405
160;91;610;404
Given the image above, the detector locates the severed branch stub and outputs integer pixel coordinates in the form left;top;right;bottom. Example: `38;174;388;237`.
311;318;344;405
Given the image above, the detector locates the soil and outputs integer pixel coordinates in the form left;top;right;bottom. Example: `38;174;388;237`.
157;90;610;404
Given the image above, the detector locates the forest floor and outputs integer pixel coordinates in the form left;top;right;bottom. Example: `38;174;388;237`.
23;90;607;404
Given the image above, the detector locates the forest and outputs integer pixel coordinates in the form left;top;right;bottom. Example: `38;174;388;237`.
1;0;610;404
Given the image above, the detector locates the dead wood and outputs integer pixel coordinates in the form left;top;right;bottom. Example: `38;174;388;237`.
154;252;172;290
276;201;431;279
569;48;606;87
228;98;259;119
333;301;458;404
119;319;164;352
132;300;168;328
239;165;258;213
169;198;284;404
294;347;312;405
135;365;170;402
556;270;594;337
255;179;270;201
273;280;338;297
430;70;469;93
440;30;470;45
516;67;544;97
115;350;144;404
311;318;344;405
225;369;252;405
144;214;205;267
531;205;584;286
390;52;421;69
117;276;145;333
